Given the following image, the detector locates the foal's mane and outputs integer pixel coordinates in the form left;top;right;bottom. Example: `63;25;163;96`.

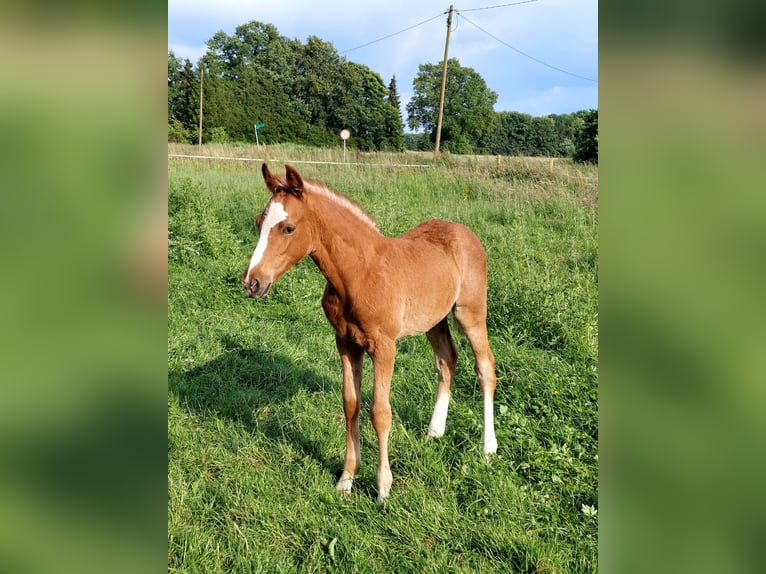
303;178;380;233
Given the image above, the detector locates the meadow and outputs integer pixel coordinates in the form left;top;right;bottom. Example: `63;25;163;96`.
168;143;598;573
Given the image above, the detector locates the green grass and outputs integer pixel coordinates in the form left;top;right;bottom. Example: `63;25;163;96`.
168;143;598;573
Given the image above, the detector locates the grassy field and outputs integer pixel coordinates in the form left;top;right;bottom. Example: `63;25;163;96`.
168;143;598;573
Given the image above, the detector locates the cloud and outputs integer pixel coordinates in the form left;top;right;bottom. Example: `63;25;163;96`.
168;43;206;63
498;84;598;116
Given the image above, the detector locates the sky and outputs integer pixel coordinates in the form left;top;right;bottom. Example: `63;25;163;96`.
168;0;597;119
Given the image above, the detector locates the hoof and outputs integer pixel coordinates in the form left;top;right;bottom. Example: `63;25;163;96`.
483;436;498;456
376;464;392;506
335;473;353;493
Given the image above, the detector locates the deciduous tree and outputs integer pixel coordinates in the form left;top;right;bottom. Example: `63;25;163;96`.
406;58;497;153
574;109;598;164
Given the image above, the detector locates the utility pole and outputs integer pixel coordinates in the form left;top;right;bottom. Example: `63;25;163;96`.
198;67;204;145
434;5;454;154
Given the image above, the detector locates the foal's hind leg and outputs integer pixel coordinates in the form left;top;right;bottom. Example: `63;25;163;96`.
425;317;457;438
453;305;498;455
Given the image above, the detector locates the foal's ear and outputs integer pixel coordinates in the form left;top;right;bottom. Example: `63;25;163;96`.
284;164;304;199
261;163;281;194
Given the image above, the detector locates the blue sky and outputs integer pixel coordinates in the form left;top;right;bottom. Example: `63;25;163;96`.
168;0;597;118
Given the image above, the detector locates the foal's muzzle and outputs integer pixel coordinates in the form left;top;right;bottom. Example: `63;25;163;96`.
242;273;272;298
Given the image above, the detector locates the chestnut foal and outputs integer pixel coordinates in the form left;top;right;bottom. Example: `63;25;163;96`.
243;164;497;503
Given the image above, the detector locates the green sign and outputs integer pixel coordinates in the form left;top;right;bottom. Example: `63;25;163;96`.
254;123;265;129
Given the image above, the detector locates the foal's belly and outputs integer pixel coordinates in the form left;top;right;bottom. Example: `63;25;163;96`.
392;258;460;337
398;291;456;338
398;311;451;338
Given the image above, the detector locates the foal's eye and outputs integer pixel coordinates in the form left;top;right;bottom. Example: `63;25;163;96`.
283;224;296;235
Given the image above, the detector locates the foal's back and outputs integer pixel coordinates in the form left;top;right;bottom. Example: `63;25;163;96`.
398;218;487;270
383;219;489;338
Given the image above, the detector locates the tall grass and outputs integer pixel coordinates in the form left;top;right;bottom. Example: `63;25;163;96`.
168;144;598;572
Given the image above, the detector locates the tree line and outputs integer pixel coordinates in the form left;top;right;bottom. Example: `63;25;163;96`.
406;107;598;163
168;20;597;163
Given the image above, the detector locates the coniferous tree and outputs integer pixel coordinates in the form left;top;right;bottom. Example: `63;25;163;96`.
384;75;404;151
168;51;183;117
387;75;402;117
167;56;199;137
168;51;193;142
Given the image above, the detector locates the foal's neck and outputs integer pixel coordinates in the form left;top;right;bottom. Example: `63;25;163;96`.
307;187;383;297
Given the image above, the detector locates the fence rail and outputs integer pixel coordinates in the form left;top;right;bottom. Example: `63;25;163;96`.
168;154;431;169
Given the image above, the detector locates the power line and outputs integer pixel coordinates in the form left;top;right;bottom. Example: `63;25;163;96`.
338;5;596;84
339;12;446;55
457;11;598;83
459;1;539;12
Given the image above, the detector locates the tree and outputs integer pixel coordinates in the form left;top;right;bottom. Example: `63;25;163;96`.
479;111;533;155
383;76;404;151
167;52;199;142
332;62;393;151
231;21;298;94
200;26;306;144
406;58;497;154
549;113;584;157
387;75;402;116
168;50;183;116
529;116;558;156
293;35;343;145
574;109;598;164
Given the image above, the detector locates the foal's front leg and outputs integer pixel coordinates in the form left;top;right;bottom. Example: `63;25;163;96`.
370;339;395;504
335;336;363;493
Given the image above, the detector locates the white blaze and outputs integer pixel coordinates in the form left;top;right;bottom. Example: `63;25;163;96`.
246;201;288;275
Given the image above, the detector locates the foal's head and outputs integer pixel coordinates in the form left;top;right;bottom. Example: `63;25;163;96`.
242;164;312;298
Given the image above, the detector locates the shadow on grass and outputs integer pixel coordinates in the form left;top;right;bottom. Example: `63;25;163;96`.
168;335;346;479
169;335;480;504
